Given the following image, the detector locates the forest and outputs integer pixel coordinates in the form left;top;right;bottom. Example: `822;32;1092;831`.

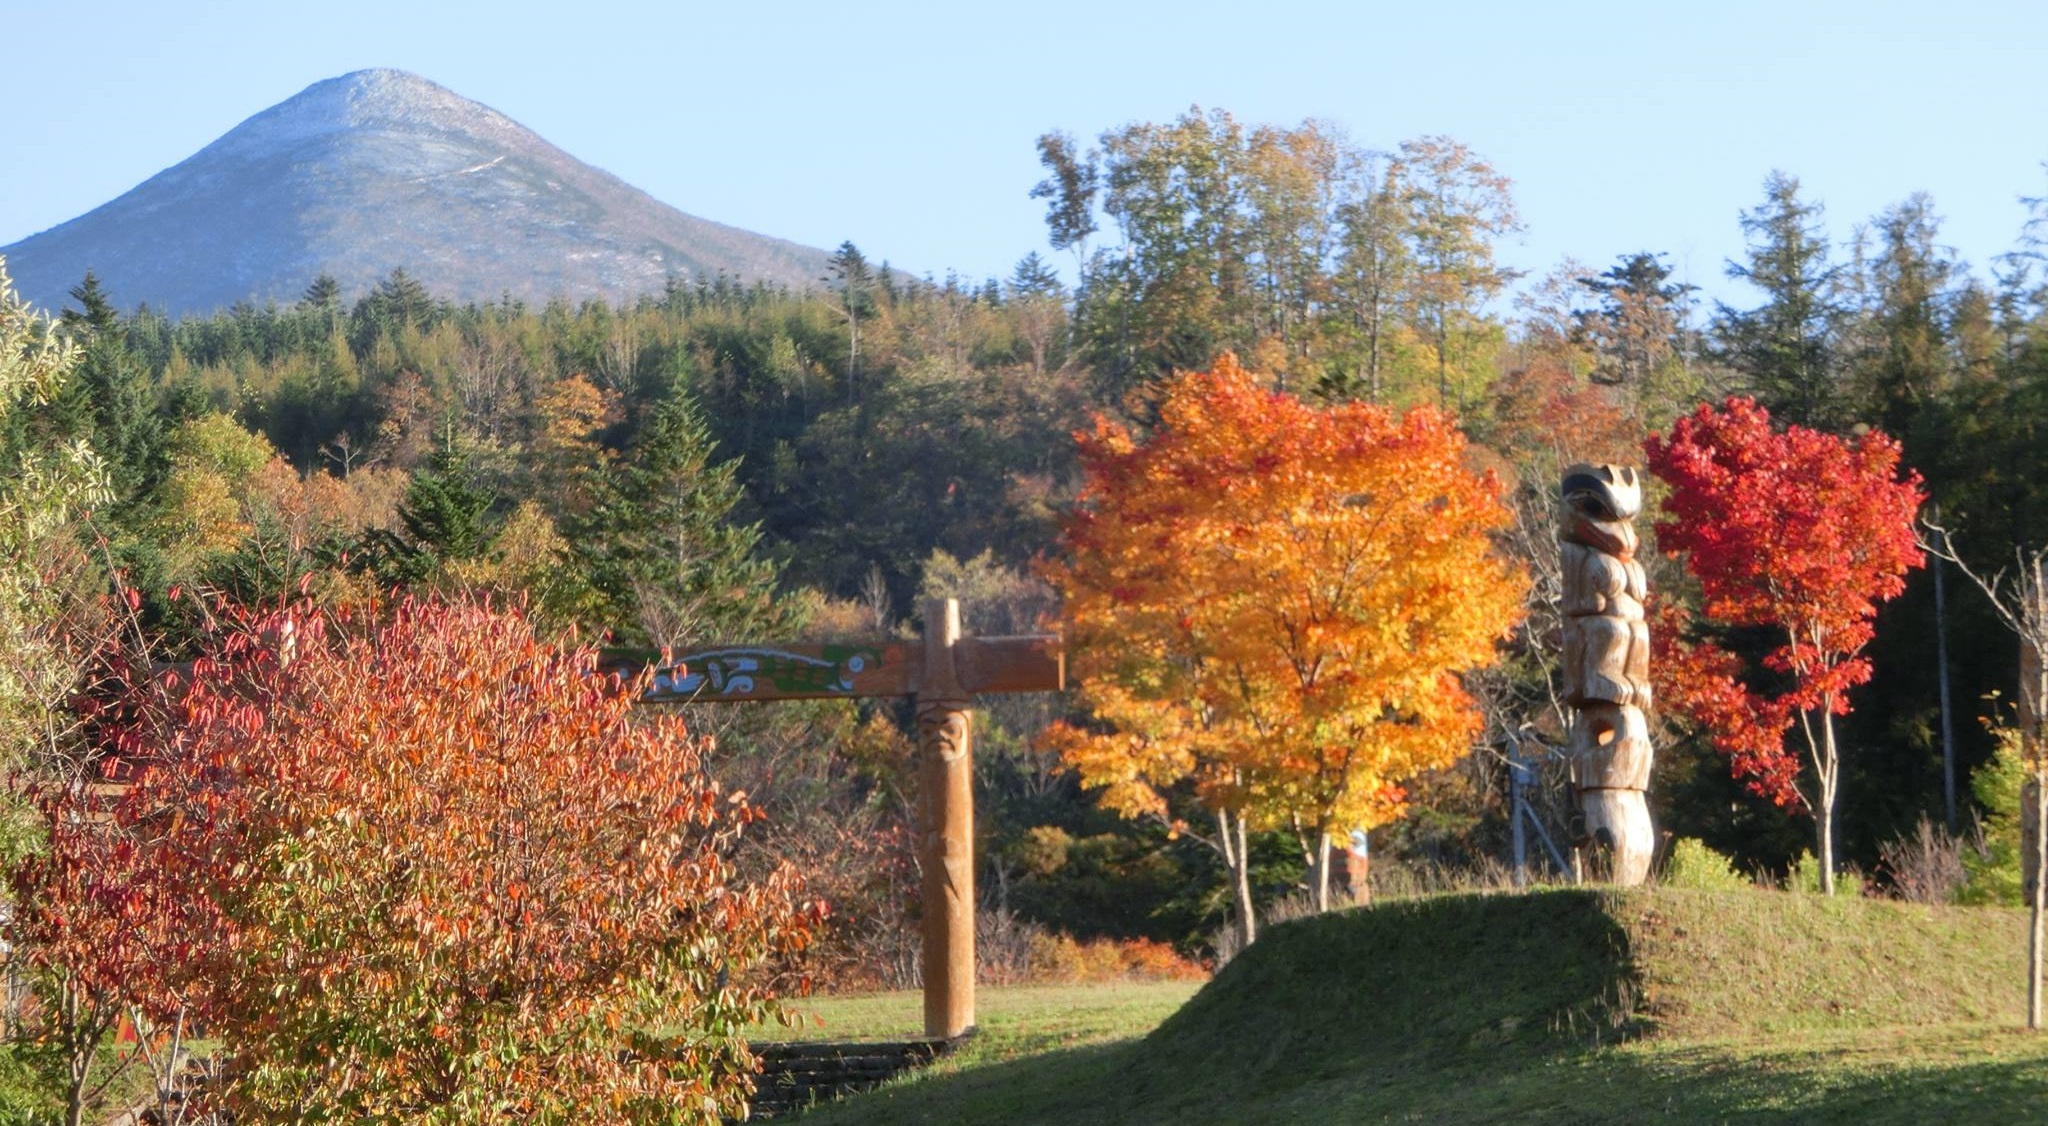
3;105;2048;1117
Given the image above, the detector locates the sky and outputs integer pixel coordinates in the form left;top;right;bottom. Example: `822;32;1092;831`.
3;0;2045;310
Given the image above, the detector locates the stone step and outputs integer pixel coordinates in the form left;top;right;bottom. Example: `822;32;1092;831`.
748;1034;969;1118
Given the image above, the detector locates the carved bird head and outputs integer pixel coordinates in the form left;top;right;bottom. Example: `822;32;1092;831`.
1561;463;1643;522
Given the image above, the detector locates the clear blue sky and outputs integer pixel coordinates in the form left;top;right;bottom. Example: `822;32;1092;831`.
4;0;2044;308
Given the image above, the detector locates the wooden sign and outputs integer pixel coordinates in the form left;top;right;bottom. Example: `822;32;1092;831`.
602;634;1063;703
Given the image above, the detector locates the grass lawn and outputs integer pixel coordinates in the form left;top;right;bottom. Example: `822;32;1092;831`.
757;981;1200;1067
772;888;2048;1124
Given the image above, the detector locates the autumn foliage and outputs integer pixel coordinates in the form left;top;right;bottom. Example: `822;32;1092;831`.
1045;356;1526;936
35;598;819;1123
1645;397;1923;889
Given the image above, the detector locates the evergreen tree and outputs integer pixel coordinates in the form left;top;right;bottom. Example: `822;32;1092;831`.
1714;172;1847;429
300;273;342;311
1574;251;1698;423
1008;252;1064;299
374;268;433;327
378;431;497;587
58;272;163;511
349;268;435;354
1862;193;1957;438
826;242;876;402
574;384;790;648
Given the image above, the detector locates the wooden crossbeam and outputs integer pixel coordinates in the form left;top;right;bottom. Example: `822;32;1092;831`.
601;634;1062;703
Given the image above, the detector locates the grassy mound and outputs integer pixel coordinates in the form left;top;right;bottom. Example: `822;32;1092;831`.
797;888;2048;1125
1157;887;2025;1063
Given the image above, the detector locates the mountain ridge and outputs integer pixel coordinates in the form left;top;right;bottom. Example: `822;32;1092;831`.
1;69;834;317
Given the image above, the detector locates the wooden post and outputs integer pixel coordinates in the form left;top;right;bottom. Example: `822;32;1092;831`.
603;600;1063;1041
916;598;975;1039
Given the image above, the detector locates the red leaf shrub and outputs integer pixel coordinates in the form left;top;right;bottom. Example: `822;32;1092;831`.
84;597;821;1122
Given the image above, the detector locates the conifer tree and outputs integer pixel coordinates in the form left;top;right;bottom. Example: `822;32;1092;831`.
1863;193;1957;440
378;430;497;587
299;273;341;311
1575;251;1699;423
574;384;789;648
1715;172;1847;430
58;272;162;511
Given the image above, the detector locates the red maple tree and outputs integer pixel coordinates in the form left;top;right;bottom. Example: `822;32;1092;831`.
1645;396;1924;892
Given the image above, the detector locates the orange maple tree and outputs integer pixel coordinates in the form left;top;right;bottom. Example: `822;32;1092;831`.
1044;356;1527;943
1645;397;1924;894
100;597;819;1122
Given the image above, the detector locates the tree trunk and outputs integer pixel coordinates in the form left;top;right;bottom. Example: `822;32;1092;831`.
1311;830;1333;913
1233;812;1257;948
63;983;89;1126
2031;766;2046;1030
1817;703;1840;895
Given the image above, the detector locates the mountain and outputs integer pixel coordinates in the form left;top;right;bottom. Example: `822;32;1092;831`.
0;69;834;317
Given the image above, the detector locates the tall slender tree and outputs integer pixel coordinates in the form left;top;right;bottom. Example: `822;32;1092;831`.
1715;172;1846;430
1862;193;1958;440
1390;136;1521;410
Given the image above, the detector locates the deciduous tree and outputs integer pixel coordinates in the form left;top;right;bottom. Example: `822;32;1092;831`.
1389;137;1521;411
1045;356;1525;944
0;258;108;836
1646;397;1924;893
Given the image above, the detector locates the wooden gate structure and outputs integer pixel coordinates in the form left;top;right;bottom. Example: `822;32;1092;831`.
608;599;1063;1039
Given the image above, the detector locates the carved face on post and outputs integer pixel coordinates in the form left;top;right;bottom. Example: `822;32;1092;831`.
1561;463;1643;560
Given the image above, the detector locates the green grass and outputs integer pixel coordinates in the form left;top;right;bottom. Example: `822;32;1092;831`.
757;981;1199;1067
780;888;2048;1124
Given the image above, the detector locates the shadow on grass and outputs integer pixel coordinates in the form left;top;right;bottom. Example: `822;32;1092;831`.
799;1026;2048;1126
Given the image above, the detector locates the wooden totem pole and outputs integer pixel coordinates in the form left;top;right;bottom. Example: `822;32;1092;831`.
1560;463;1655;884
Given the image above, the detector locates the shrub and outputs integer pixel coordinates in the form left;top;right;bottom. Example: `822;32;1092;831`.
1660;839;1751;892
1790;851;1865;897
1877;816;1968;904
1026;931;1207;984
1959;725;2026;906
115;598;820;1123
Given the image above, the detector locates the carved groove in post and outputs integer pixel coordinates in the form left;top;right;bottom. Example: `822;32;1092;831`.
916;598;975;1039
1561;464;1655;885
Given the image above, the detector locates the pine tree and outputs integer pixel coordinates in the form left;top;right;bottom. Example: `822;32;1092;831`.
573;385;789;648
1714;172;1847;430
300;274;342;311
58;272;163;512
378;431;497;587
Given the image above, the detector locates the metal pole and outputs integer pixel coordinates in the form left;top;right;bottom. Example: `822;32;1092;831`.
1935;520;1958;832
1509;739;1530;889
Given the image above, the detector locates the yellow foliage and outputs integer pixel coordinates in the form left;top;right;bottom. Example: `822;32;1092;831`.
1045;354;1527;838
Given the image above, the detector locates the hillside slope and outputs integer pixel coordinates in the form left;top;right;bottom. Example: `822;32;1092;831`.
800;889;2048;1125
1;69;833;316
